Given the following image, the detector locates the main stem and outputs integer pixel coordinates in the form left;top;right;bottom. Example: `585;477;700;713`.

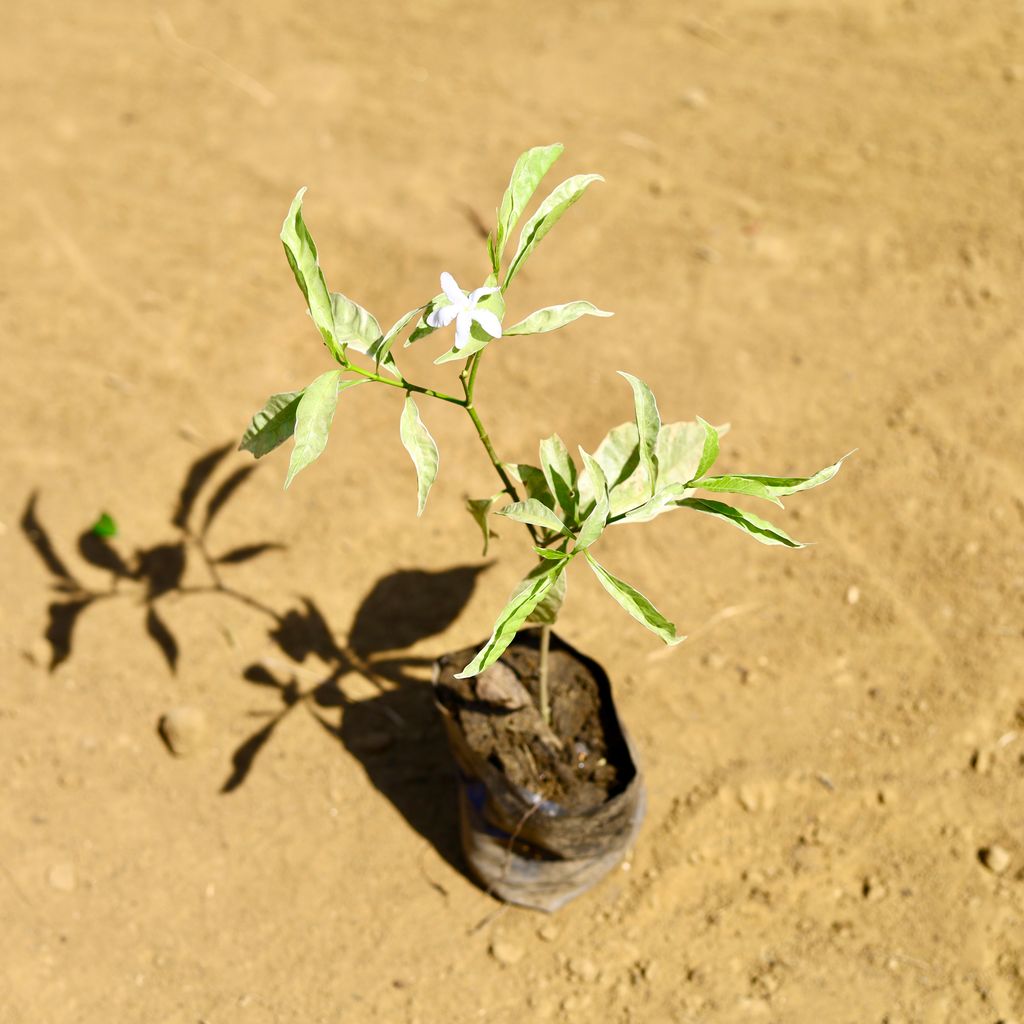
461;351;552;722
538;622;551;725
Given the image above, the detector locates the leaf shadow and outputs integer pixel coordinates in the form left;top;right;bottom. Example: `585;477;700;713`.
230;565;489;877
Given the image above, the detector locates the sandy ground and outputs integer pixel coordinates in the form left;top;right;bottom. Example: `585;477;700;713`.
3;0;1024;1020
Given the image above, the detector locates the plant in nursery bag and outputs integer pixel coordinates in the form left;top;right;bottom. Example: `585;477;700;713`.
240;145;850;910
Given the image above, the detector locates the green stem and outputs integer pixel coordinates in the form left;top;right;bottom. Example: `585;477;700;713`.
538;622;551;725
345;361;466;406
461;352;541;546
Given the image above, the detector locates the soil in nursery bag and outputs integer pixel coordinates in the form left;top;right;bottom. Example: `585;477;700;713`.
434;632;624;812
433;630;644;910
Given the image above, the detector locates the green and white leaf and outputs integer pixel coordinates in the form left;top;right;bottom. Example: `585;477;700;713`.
494;143;564;270
367;304;425;372
527;557;569;625
656;420;708;488
677;497;805;547
616;483;691;524
689;416;720;482
575;449;609;549
539;434;579;525
508;463;556;509
495;498;568;535
405;292;446;347
399;396;439;516
240;389;304;459
433;287;506;364
585;552;684;646
534;545;569;560
505;174;603;288
281;189;342;361
285;370;346;488
618;372;661;500
454;561;564;677
689;475;783;506
692;452;853;503
504;301;612;336
465;494;502;556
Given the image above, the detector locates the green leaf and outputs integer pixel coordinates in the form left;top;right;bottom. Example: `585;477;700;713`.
329;291;380;352
618;372;661;499
370;305;425;370
533;546;569;560
616;483;691;524
575;449;609;549
528;558;569;625
495;143;564;268
280;189;342;361
655;420;707;488
677;497;805;547
495;498;568;535
504;301;612;336
399;396;439;516
539;434;579;525
455;561;563;677
405;292;446;347
585;551;684;646
240;389;304;459
505;174;603;288
465;494;502;556
690;417;720;482
91;512;117;538
433;288;506;364
508;463;556;509
285;370;343;488
693;452;854;503
689;476;783;506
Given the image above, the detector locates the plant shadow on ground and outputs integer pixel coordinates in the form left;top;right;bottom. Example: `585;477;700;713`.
21;443;488;879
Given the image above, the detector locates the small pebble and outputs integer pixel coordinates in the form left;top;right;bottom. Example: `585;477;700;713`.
1004;64;1024;82
48;862;76;892
569;957;600;983
159;706;207;757
980;845;1011;874
846;585;861;605
537;922;559;942
681;87;709;109
489;940;524;966
475;662;530;710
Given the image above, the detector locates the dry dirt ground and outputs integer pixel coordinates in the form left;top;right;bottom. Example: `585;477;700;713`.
3;1;1024;1021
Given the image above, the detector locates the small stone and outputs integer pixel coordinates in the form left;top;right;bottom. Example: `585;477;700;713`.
861;876;887;902
738;783;774;814
475;662;530;709
980;845;1011;874
537;922;559;943
845;585;861;605
1004;64;1024;82
48;862;76;892
159;706;207;757
489;940;524;966
569;957;600;983
681;87;709;109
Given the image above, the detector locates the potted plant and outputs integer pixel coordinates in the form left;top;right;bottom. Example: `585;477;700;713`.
239;144;849;911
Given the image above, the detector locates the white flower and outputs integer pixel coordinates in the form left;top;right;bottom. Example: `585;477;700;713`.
426;271;502;350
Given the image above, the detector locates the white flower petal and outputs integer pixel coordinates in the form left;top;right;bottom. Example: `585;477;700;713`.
468;285;500;304
439;271;465;305
471;308;502;339
426;303;459;329
454;310;472;350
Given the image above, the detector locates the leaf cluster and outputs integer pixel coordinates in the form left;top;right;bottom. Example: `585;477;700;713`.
239;145;850;679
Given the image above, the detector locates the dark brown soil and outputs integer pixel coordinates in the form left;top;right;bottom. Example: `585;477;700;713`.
435;630;620;811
